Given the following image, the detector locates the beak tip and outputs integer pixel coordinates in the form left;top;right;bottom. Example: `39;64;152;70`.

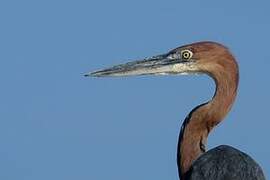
84;72;94;77
84;71;104;77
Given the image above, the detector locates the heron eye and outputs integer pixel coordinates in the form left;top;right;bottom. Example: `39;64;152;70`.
181;50;193;60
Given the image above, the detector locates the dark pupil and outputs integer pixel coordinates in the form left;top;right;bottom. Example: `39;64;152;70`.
183;52;189;59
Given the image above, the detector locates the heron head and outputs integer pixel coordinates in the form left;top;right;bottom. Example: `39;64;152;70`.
85;41;233;77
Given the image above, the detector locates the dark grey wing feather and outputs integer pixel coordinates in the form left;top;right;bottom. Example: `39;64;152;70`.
186;145;265;180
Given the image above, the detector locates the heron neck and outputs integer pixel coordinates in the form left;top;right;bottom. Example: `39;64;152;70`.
177;59;239;179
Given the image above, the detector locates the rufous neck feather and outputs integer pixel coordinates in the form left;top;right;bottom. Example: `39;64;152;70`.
177;53;239;179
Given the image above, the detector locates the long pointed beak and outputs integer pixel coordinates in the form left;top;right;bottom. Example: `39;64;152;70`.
85;53;191;77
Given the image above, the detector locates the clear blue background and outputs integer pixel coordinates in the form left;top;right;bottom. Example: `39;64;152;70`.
0;0;269;179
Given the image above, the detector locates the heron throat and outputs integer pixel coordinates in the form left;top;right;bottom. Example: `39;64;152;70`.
177;56;239;179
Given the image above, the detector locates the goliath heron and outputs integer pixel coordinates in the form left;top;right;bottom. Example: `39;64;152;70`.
86;41;265;179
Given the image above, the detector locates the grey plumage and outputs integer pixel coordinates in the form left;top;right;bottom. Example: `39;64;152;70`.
186;145;265;180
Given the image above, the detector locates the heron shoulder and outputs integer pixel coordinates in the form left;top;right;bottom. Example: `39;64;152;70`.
185;145;265;180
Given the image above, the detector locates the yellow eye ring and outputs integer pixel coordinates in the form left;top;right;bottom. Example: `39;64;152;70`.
181;50;193;60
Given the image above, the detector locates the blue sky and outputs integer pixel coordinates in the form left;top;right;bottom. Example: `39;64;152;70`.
0;0;269;179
